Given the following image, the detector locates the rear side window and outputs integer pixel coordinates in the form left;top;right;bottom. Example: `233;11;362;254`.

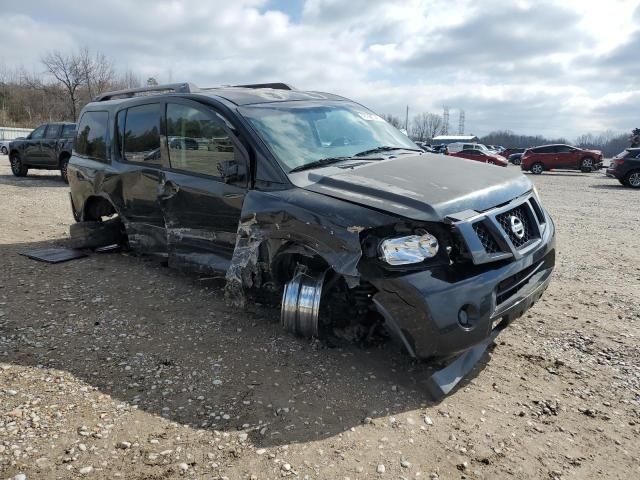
45;125;61;139
533;146;554;154
62;124;76;138
555;145;574;153
123;104;161;164
75;111;109;161
166;103;238;179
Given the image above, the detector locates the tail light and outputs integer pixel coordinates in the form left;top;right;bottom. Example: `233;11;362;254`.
613;159;625;166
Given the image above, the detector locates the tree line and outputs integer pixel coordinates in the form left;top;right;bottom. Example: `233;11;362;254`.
385;111;637;157
0;47;149;128
0;46;636;157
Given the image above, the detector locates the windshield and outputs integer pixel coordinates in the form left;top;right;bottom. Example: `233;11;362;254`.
239;102;418;171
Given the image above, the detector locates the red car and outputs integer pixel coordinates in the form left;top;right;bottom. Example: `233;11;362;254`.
450;149;508;167
520;144;603;174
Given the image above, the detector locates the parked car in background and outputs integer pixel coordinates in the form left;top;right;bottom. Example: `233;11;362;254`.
606;148;640;188
508;153;523;165
169;137;199;150
431;144;448;154
501;147;525;158
450;149;508;167
0;140;12;155
8;122;76;182
66;82;555;396
521;144;603;174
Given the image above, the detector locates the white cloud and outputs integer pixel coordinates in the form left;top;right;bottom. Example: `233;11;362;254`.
0;0;638;138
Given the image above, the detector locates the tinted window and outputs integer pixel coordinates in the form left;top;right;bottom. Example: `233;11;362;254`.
45;125;61;139
463;149;480;156
75;111;109;161
30;125;46;140
124;103;161;164
533;146;554;154
555;145;574;153
167;103;240;179
61;124;76;138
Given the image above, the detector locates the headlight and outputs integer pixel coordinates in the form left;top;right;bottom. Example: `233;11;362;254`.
379;232;439;266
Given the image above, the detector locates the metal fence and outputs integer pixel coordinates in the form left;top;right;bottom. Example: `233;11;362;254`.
0;127;33;141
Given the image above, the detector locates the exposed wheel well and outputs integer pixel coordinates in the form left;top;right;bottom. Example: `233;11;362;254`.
83;196;118;221
58;151;71;166
271;243;330;286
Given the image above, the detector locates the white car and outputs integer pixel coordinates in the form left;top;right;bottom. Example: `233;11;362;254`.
448;142;493;154
0;140;12;155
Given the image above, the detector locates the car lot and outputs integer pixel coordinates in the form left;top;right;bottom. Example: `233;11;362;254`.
0;157;639;479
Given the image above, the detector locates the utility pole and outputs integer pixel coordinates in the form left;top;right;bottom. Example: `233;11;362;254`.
458;110;465;135
405;105;409;131
442;106;450;135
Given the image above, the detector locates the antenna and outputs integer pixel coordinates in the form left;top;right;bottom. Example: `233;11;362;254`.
458;109;465;135
442;106;450;135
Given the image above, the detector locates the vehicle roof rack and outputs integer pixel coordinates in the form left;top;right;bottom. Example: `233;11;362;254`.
94;82;199;102
231;82;295;91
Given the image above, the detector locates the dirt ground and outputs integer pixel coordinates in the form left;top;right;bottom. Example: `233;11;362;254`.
0;157;638;480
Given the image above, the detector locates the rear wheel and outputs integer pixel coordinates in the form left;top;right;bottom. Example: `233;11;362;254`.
580;157;595;172
512;157;521;166
9;153;28;177
530;162;544;174
60;155;70;183
625;170;640;188
1;146;7;155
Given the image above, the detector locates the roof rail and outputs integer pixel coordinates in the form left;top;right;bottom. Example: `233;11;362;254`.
94;82;199;102
232;82;295;91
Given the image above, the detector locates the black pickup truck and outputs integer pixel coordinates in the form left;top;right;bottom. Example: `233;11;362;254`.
8;122;76;182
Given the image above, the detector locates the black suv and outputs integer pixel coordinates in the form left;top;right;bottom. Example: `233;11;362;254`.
606;148;640;188
9;122;76;182
68;83;555;395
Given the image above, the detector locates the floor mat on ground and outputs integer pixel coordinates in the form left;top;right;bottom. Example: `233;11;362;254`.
20;248;88;263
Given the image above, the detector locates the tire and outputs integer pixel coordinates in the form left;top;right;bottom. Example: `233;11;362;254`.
530;162;544;175
60;156;70;183
1;146;7;155
69;218;125;249
625;170;640;188
513;158;521;166
9;153;28;177
580;157;595;173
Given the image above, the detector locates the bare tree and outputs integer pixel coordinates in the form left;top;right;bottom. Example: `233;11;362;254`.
79;47;115;100
382;113;403;129
630;128;640;147
410;112;443;141
41;50;83;120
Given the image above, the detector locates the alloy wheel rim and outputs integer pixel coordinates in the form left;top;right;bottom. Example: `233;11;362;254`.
583;158;593;168
533;164;542;173
629;172;640;187
11;157;20;174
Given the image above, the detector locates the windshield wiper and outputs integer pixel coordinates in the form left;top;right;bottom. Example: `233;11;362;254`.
353;146;423;157
289;157;354;173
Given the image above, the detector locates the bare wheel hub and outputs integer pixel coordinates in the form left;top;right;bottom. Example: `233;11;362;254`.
281;266;327;338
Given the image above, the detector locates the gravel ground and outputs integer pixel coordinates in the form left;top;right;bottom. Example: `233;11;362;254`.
0;157;638;480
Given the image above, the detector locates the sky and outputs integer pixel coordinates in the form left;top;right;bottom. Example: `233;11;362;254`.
1;0;639;138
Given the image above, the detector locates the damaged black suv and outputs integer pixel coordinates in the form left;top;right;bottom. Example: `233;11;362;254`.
68;82;555;395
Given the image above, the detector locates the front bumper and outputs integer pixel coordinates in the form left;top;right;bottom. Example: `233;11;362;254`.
371;204;556;361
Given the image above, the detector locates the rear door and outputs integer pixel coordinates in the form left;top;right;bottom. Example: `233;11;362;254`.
159;99;249;273
41;124;62;166
116;102;169;252
23;124;47;164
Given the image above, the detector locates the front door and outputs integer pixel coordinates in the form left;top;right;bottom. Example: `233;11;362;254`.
23;124;47;164
158;100;249;273
41;124;62;166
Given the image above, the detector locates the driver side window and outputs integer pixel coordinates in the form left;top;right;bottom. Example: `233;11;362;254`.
30;125;46;140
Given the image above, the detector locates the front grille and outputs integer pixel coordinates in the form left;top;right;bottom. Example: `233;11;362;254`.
496;205;537;248
473;222;501;254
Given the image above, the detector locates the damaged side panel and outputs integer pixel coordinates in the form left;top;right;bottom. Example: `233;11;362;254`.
224;188;399;299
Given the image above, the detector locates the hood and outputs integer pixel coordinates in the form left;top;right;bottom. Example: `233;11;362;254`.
289;154;533;222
